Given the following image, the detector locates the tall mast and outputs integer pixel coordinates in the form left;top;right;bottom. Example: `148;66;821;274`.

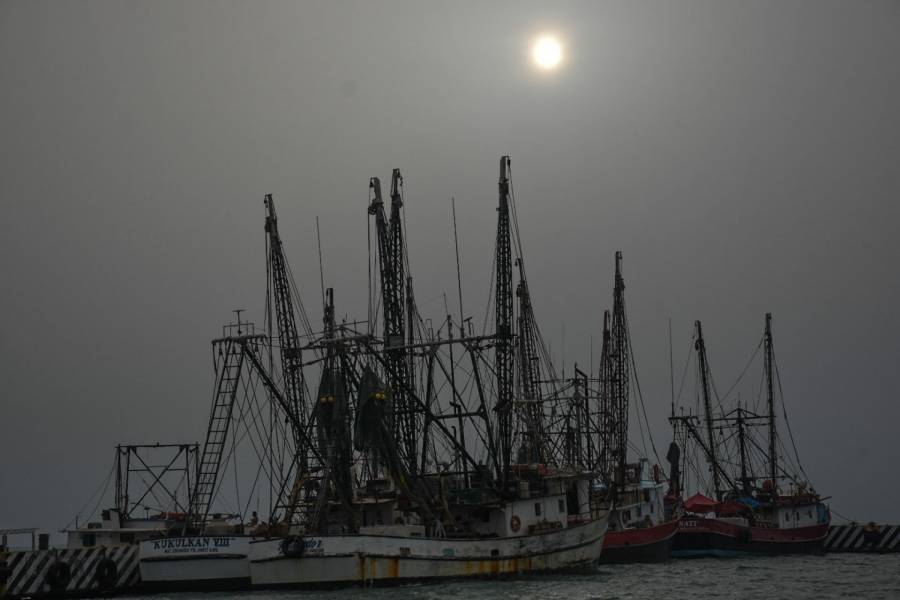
609;251;629;493
598;310;613;489
516;258;544;464
764;312;777;488
264;196;329;528
695;320;721;499
736;403;751;495
315;288;354;524
495;155;515;484
368;172;417;475
264;195;306;450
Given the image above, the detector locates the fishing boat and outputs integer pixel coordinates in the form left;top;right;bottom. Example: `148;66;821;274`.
669;315;830;557
139;198;310;591
598;461;678;563
136;325;271;591
592;253;679;563
249;158;608;588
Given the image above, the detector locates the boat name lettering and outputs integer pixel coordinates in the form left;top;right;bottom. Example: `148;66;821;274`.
151;537;233;554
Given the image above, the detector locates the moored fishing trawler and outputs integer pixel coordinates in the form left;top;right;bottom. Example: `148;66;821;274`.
248;157;608;588
669;315;829;557
249;473;604;587
139;198;310;591
136;325;268;591
592;252;679;563
598;460;678;563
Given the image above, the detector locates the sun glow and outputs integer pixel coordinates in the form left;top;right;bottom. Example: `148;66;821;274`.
532;34;563;71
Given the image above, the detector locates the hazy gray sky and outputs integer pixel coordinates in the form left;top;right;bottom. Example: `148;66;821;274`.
2;0;899;532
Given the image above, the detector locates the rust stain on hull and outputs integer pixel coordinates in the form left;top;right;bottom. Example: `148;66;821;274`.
356;554;366;583
388;557;399;579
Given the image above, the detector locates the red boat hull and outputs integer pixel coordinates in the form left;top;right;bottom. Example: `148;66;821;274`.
600;518;679;563
672;516;828;557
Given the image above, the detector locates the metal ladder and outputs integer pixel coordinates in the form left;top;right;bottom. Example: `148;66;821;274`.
186;337;246;530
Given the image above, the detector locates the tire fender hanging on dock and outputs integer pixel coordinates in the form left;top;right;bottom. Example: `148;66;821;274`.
46;559;71;590
95;556;119;589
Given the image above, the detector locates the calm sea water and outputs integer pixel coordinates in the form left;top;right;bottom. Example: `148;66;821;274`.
121;554;900;600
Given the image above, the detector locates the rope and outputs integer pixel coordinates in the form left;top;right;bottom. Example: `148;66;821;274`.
773;351;811;482
720;336;764;404
63;456;116;529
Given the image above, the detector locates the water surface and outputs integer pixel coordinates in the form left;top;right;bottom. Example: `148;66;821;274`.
122;554;900;600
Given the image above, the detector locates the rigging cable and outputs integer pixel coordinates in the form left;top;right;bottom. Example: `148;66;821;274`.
773;352;811;482
62;455;116;530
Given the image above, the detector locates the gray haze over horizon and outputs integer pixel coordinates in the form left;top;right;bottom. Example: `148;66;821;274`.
2;0;899;533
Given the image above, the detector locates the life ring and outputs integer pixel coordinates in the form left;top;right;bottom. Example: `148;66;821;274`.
95;557;118;589
280;535;306;558
510;515;522;532
46;560;71;591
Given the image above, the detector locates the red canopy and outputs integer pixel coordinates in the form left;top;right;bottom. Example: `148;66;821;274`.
684;493;718;513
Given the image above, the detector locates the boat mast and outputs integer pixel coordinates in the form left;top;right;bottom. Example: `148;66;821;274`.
516;258;544;464
315;288;355;521
764;312;777;489
695;320;722;499
609;251;630;494
264;195;307;451
368;172;418;475
495;155;515;485
736;402;751;495
598;310;613;489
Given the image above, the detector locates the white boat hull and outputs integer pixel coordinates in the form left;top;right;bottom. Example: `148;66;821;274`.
249;516;607;588
138;536;251;590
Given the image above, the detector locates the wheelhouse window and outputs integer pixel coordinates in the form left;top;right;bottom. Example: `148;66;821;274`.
534;503;542;516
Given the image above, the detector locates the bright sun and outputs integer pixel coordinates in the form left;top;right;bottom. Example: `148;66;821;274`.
532;35;563;71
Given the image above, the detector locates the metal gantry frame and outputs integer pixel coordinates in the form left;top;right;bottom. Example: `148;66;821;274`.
114;443;198;520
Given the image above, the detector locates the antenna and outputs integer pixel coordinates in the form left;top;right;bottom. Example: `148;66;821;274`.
669;317;675;417
316;216;326;315
562;322;566;379
233;308;245;334
451;196;465;336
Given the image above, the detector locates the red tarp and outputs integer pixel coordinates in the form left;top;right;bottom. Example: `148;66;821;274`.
684;493;719;513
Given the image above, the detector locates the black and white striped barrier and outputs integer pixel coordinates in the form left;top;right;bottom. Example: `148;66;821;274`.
1;544;139;598
825;524;900;553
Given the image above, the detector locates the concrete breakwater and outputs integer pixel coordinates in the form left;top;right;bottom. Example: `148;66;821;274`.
1;545;139;599
824;524;900;553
